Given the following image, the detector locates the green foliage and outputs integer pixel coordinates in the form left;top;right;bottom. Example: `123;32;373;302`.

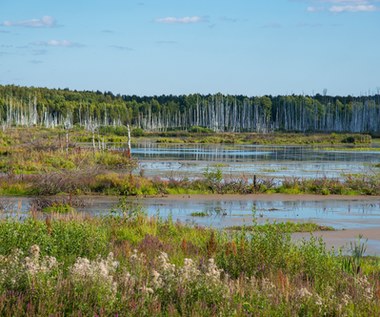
0;218;109;265
203;165;223;193
0;214;379;316
190;211;209;217
42;203;74;214
131;127;144;137
2;85;379;136
95;151;137;169
99;125;129;136
341;235;368;275
227;222;335;233
188;126;214;133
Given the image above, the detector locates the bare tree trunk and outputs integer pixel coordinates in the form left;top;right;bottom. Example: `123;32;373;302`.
126;124;131;158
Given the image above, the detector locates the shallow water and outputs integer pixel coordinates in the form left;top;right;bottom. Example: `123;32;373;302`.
131;143;380;180
2;195;380;254
3;196;380;230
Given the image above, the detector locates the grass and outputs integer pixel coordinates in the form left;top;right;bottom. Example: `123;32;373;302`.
0;127;379;197
318;147;380;152
1;167;379;197
0;210;379;316
143;131;372;145
190;211;209;217
226;221;335;233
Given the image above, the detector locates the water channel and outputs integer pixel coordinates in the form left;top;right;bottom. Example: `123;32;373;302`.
131;143;380;180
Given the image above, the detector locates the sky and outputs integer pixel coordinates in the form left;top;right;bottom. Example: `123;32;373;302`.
0;0;379;97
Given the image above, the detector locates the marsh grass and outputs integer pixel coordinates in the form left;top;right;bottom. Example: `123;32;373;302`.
1;168;379;197
190;211;209;217
1;128;379;197
226;222;335;233
0;210;379;316
148;131;372;145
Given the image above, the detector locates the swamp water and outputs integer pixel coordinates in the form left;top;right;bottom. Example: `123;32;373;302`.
131;143;380;180
2;195;380;255
2;143;379;253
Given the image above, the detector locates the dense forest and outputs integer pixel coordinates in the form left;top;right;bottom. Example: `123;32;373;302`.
1;85;380;134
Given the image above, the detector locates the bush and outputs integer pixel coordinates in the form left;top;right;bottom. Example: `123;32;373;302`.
188;126;214;133
132;128;144;137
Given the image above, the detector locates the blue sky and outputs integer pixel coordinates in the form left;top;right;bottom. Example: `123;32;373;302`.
0;0;379;96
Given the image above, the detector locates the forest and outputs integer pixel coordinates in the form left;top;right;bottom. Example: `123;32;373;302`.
1;85;380;134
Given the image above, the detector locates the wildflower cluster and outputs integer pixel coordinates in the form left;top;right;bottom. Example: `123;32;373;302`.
0;213;379;316
24;245;58;276
70;252;119;299
0;245;58;291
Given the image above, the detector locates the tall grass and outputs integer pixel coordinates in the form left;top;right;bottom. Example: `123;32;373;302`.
0;211;379;316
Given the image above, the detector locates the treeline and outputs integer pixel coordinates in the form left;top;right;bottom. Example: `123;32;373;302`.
1;84;380;133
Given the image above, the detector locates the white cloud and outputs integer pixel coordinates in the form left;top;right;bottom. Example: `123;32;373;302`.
156;16;204;24
307;6;325;12
2;16;56;28
32;40;83;48
305;0;379;12
329;4;377;11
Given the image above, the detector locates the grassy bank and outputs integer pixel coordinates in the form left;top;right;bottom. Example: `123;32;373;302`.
1;169;380;197
0;211;379;316
0;127;379;197
151;131;372;145
0;126;373;146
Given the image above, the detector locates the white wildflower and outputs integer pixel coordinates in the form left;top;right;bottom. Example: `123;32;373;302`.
179;258;200;283
70;252;119;298
23;245;58;276
151;269;162;288
356;276;373;301
129;249;146;267
29;245;40;260
261;277;276;292
44;256;58;271
121;271;135;289
140;286;154;294
341;293;351;306
157;252;175;274
297;287;313;299
24;256;40;275
205;258;222;283
129;249;139;262
314;294;323;306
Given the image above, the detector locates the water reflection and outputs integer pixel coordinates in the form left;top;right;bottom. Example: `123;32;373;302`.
132;143;380;162
130;143;379;180
2;197;379;231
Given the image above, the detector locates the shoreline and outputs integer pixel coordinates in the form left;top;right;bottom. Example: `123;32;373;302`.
292;228;380;255
141;193;380;202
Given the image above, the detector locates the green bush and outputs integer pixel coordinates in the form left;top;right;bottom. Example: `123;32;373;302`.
0;219;109;265
188;126;214;133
